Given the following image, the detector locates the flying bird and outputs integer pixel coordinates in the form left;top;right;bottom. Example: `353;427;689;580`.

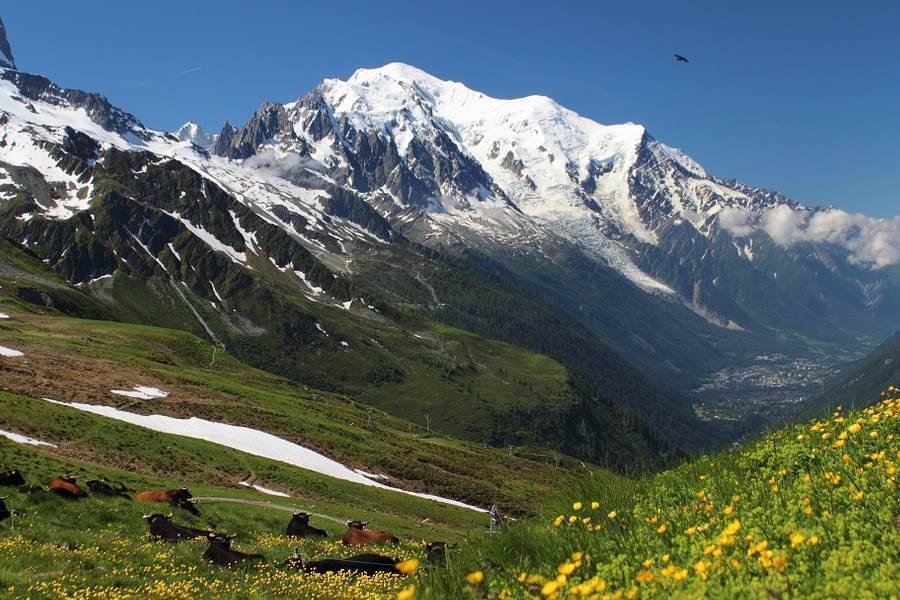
674;54;690;63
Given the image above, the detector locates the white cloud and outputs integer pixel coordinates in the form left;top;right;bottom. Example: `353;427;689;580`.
720;205;900;268
718;206;754;237
761;204;807;246
243;149;318;178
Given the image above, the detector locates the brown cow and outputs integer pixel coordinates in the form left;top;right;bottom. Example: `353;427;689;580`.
49;475;87;500
341;520;399;546
134;488;192;503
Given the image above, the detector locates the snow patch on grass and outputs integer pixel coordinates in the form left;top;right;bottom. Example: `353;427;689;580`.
41;398;485;512
0;345;24;357
110;386;170;400
0;429;57;448
239;481;291;498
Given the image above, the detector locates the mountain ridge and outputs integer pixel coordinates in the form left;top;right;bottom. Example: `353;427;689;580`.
0;17;896;454
0;25;699;464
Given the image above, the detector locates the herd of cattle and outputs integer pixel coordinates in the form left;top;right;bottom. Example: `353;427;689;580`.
0;469;453;574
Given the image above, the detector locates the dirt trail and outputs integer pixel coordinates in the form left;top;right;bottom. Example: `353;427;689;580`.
194;496;347;524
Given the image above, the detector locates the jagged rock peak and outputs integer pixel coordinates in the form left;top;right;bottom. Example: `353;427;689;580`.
0;16;16;69
172;120;217;149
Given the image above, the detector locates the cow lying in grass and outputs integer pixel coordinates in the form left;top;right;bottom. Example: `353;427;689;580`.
49;475;87;500
135;488;199;514
303;553;403;574
144;513;211;543
87;478;131;499
342;520;399;546
423;540;456;563
0;469;25;487
203;533;264;567
0;496;22;521
281;550;418;575
285;511;327;538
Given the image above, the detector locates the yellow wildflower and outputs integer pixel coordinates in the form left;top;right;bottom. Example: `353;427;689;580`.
465;571;484;585
541;580;559;596
723;520;742;536
394;559;419;575
693;560;711;581
635;570;654;584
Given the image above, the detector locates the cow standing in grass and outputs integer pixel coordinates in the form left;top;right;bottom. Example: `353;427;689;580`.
342;520;399;546
143;513;211;542
49;475;87;500
0;470;25;486
203;533;264;567
286;511;327;538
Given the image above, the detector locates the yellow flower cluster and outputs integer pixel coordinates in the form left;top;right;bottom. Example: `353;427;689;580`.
452;391;899;599
0;527;425;599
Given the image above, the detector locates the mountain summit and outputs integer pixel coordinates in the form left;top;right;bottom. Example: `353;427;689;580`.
0;25;897;446
211;63;900;340
172;120;217;149
0;16;15;69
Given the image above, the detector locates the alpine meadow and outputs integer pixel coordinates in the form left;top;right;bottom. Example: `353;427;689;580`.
0;4;898;599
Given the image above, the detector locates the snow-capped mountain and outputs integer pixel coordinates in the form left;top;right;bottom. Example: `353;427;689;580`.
1;10;897;432
172;120;217;150
0;23;706;457
211;62;899;337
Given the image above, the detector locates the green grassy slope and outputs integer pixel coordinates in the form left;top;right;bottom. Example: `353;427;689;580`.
0;306;605;515
0;236;676;473
417;391;900;599
0;144;696;466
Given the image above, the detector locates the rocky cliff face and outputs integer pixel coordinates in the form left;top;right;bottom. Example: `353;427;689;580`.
0;17;14;69
209;63;899;347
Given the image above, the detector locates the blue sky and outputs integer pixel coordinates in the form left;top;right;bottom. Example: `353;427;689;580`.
5;1;898;216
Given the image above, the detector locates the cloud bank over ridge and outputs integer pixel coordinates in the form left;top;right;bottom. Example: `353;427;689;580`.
719;205;900;268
